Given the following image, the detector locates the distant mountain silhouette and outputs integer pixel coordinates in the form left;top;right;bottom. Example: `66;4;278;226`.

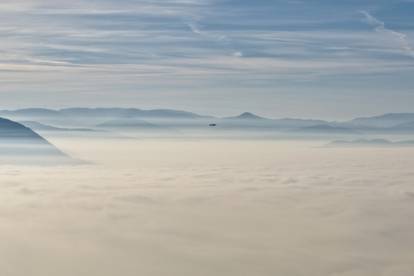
222;112;328;130
0;108;211;129
296;124;358;134
348;113;414;128
386;121;414;132
21;121;95;132
272;118;328;128
0;108;63;118
97;118;159;129
2;108;414;135
328;139;414;147
60;108;210;119
225;112;268;120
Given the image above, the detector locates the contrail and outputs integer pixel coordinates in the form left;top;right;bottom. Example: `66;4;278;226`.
359;10;414;58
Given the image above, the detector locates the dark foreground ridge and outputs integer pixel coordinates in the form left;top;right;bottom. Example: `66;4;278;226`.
0;117;69;160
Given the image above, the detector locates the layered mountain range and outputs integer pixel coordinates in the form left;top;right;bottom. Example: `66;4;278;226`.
1;108;414;135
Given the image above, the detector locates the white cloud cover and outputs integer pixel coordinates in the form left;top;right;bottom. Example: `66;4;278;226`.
1;139;414;275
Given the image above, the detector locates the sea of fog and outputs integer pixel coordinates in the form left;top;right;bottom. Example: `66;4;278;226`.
1;138;414;276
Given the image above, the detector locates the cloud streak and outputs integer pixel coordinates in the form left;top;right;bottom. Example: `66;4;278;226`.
0;1;413;117
360;10;414;58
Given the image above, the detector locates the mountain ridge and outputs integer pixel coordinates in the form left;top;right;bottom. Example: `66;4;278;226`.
0;117;68;158
1;108;414;133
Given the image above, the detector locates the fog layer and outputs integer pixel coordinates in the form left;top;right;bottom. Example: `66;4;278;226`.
1;138;414;276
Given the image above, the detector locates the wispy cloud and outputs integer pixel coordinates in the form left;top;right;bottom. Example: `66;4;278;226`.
359;10;414;58
186;21;245;58
187;21;227;40
0;1;413;116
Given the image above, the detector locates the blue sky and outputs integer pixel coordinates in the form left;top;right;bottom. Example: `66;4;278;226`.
1;0;413;119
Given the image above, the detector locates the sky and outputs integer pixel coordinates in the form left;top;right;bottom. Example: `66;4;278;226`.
0;0;413;119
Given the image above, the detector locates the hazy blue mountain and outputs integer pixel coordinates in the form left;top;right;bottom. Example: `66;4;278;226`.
3;109;414;135
0;108;62;118
272;118;328;128
386;121;414;132
295;124;359;134
0;108;212;129
348;113;414;128
0;117;68;157
60;108;134;118
225;112;270;121
0;109;74;128
139;109;211;119
396;140;414;145
21;121;95;132
59;108;210;119
0;108;213;132
96;118;159;129
221;112;328;131
328;139;414;147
